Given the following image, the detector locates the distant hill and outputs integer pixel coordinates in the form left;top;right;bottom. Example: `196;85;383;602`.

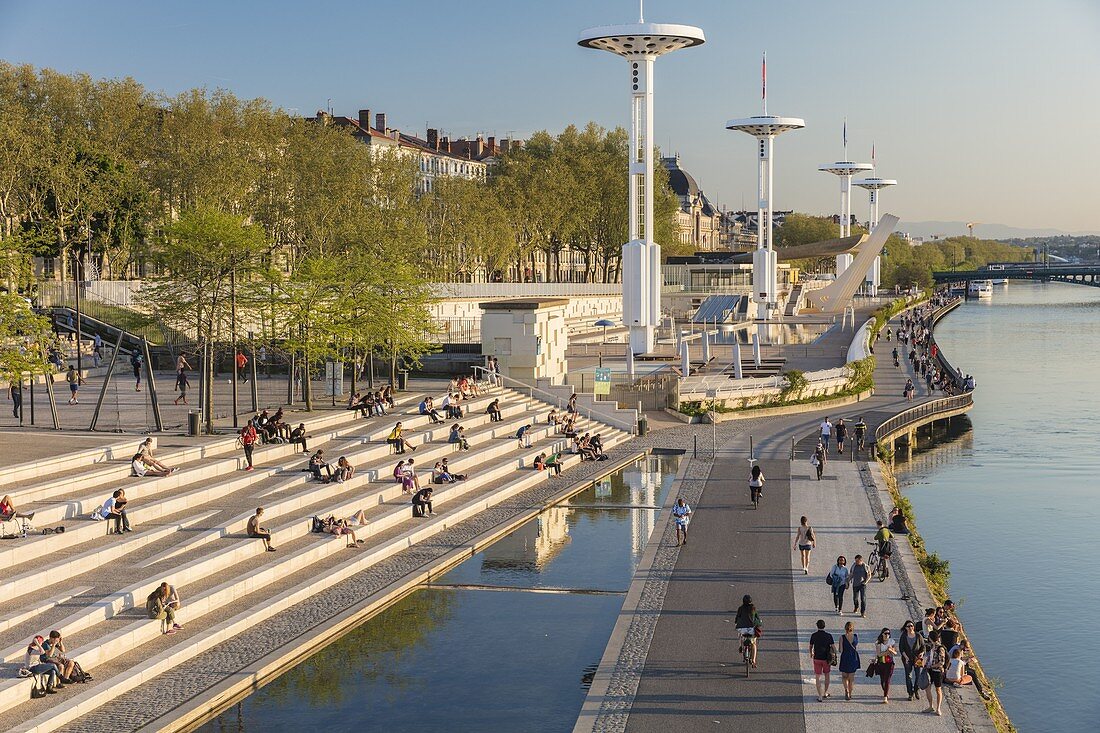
898;220;1100;240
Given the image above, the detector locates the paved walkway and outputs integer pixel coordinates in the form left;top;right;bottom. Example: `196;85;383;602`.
582;307;992;733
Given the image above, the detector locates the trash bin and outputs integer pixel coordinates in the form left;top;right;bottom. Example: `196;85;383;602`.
187;410;201;437
637;414;648;437
397;370;409;391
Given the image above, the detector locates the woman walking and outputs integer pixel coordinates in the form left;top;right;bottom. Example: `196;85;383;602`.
899;620;926;701
748;465;765;507
838;621;860;700
826;556;849;615
812;442;827;480
794;516;816;574
874;628;898;703
924;630;947;715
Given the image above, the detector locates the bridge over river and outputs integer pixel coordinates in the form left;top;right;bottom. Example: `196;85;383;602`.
933;262;1100;287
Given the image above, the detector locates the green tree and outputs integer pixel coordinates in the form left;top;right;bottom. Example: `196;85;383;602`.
0;292;51;385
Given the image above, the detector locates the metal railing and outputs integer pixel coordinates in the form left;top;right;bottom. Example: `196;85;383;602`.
681;365;850;399
470;365;636;435
927;298;966;392
873;392;974;446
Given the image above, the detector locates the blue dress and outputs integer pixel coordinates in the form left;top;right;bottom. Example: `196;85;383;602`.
839;633;860;674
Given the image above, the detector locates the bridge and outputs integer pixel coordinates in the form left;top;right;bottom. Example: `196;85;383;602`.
933;262;1100;287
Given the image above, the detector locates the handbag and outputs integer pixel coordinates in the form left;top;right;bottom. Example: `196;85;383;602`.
917;667;930;690
865;660;878;678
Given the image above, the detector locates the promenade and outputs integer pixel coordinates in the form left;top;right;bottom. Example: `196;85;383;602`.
577;308;995;733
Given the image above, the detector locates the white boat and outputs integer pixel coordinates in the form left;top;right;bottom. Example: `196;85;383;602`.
968;280;993;298
991;278;1009;286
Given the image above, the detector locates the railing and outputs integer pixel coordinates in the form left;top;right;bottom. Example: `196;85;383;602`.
874;392;974;446
470;365;636;435
439;283;621;298
926;298;966;392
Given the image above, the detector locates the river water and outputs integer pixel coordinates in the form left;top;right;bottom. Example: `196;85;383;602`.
895;281;1100;733
199;454;680;733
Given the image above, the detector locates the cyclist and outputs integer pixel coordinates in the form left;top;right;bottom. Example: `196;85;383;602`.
874;520;893;561
748;465;765;507
853;417;867;452
892;347;900;368
735;594;761;668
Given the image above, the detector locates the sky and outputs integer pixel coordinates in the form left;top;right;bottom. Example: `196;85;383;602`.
2;0;1099;235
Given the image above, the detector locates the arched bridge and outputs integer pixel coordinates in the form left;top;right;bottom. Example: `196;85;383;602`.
933;262;1100;287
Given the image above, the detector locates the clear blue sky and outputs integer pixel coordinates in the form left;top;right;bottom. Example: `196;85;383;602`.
3;0;1098;233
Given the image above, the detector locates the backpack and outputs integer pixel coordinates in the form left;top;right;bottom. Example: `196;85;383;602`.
311;516;325;533
806;527;815;543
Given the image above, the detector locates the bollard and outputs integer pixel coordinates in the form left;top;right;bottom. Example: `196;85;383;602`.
637;414;648;437
693;434;698;458
187;410;201;437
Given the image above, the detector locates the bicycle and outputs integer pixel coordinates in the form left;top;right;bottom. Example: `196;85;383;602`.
866;541;890;581
739;632;756;677
750;484;762;510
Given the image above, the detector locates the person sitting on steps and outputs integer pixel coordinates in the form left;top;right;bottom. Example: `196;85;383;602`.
387;422;415;453
146;583;182;634
289;423;308;453
486;398;502;422
0;494;34;522
448;423;469;451
412;486;435;517
247;507;276;551
308;449;333;482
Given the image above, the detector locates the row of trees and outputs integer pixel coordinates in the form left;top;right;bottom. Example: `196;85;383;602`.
0;62;679;291
773;213;1030;289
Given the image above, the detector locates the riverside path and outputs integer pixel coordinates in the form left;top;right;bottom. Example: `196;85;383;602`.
577;309;995;733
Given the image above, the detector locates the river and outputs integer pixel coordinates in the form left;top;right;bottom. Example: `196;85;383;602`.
895;280;1100;733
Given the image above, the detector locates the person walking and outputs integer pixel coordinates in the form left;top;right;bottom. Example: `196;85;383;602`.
8;383;21;418
671;498;692;546
924;630;947;715
130;350;143;391
173;369;190;405
835;418;847;454
812;442;827;480
794;516;816;574
849;555;869;617
899;620;927;701
874;627;898;703
827;556;849;615
809;620;836;702
818;417;833;452
236;350;249;382
748;464;765;507
65;365;80;404
240;422;258;471
838;621;861;700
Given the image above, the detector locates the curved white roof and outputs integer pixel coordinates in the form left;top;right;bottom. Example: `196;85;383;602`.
853;178;898;189
818;161;874;176
578;23;705;57
726;115;805;137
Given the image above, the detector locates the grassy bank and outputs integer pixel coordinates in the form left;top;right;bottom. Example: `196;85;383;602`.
879;460;1016;733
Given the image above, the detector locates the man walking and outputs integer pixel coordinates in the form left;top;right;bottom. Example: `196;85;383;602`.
850;554;869;617
236;350;249;383
819;417;833;452
809;620;837;702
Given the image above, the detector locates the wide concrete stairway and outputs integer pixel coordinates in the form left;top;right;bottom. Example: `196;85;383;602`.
0;381;632;732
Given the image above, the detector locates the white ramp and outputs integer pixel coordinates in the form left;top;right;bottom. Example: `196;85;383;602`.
806;214;899;314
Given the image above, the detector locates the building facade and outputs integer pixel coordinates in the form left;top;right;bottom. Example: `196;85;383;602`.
661;155;723;252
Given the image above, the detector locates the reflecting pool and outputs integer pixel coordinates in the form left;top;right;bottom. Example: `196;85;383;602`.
200;453;680;733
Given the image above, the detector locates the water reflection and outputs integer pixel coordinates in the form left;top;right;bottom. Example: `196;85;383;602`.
709;322;832;345
200;454;680;733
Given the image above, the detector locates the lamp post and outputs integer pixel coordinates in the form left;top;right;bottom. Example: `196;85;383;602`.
579;7;705;355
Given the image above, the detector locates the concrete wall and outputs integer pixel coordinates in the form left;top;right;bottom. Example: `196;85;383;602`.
481;300;569;384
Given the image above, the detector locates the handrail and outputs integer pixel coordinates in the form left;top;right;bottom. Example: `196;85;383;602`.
926;297;966;392
470;365;636;435
873;392;974;446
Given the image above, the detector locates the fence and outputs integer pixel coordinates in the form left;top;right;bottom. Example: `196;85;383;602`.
680;366;850;401
873;392;974;446
563;370;680;411
437;282;621;299
927;298;967;392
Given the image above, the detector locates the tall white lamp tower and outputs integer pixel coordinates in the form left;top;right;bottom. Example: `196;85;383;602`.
819;121;872;277
726;55;804;321
579;4;705;354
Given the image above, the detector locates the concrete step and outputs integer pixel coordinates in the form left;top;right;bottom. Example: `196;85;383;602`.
0;428;630;721
4;429;633;730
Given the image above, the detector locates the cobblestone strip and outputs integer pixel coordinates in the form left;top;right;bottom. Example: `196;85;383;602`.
59;443;645;733
857;463;974;733
589;456;714;733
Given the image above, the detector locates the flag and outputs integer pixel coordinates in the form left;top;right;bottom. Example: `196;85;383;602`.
843;118;848;148
761;52;766;101
872;142;876;163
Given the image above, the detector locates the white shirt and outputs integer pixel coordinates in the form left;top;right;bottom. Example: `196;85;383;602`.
947;657;965;680
101;497;117;517
132;460;147;477
796;525;814;545
820;420;832;436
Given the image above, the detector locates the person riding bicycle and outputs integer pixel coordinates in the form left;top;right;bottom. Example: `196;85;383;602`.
892;347;900;368
735;594;762;668
748;465;765;507
873;520;893;559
